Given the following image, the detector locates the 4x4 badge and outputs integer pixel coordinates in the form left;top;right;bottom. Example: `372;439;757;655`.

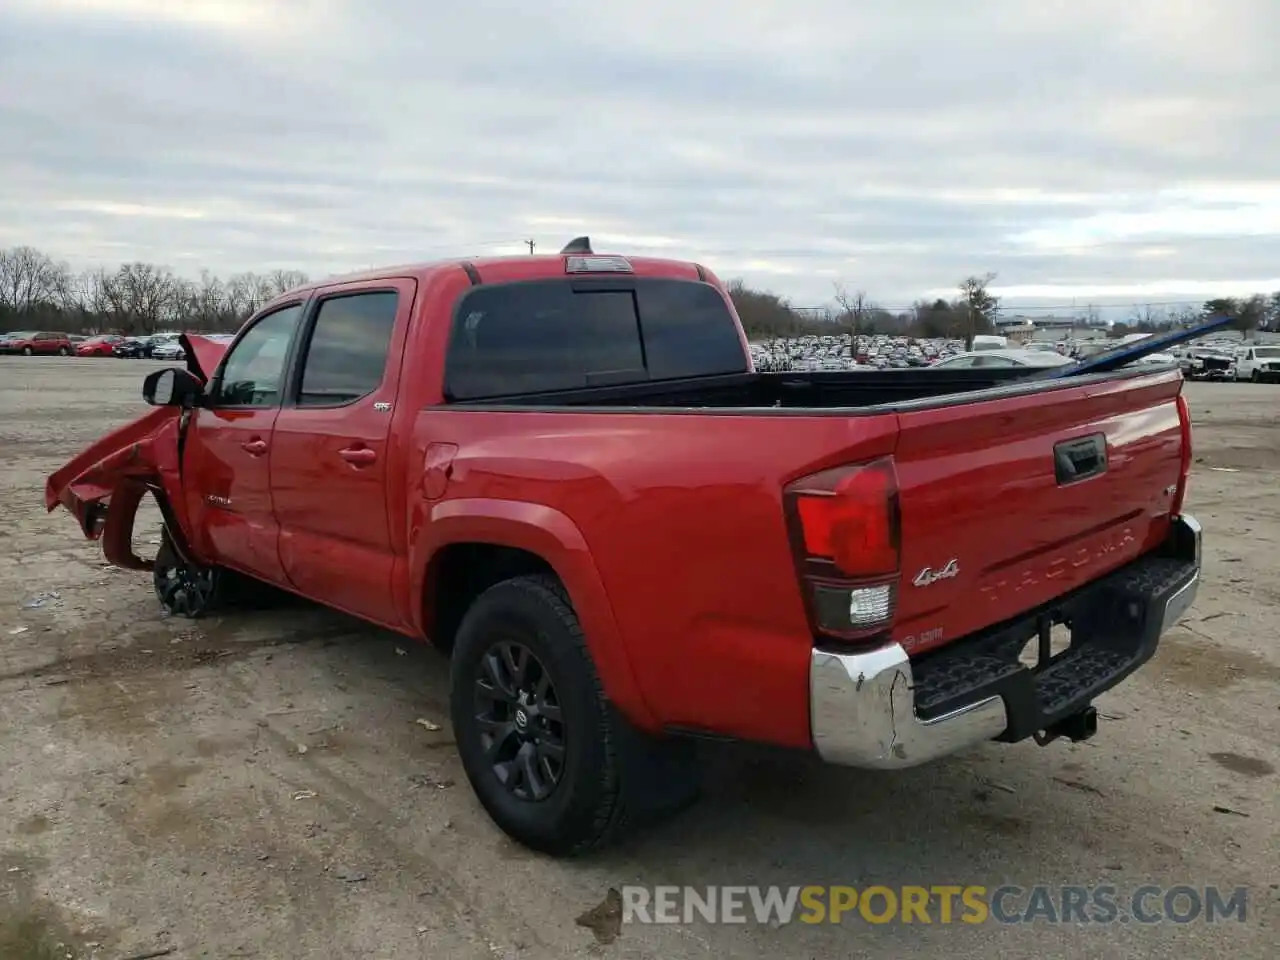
913;559;959;587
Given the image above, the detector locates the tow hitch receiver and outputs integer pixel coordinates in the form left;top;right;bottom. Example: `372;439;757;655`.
1034;706;1099;746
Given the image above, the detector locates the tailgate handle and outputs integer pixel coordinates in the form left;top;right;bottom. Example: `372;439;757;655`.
1055;434;1107;484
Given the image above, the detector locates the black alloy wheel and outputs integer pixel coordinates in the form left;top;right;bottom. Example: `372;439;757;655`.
450;575;701;856
474;640;566;802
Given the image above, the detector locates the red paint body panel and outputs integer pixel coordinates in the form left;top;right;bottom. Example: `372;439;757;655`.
891;369;1184;654
44;253;1189;754
270;277;417;627
184;406;287;583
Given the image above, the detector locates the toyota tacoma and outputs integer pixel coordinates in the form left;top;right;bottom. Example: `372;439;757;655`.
45;240;1202;855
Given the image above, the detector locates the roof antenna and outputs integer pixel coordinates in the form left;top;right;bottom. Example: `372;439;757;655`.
560;236;592;254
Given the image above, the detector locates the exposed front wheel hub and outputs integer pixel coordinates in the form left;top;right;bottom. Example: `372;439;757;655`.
153;534;223;619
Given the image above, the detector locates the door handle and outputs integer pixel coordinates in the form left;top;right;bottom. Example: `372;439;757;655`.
241;438;268;456
340;446;377;466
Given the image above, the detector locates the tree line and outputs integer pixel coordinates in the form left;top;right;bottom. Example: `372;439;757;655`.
734;278;1280;345
0;245;308;336
3;244;1278;347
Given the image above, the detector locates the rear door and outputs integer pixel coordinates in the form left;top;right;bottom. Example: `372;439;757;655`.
269;280;414;626
890;371;1185;653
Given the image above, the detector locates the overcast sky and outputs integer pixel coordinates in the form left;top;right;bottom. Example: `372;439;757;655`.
1;0;1277;310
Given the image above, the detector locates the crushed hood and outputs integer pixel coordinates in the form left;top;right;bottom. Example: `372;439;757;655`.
181;332;232;383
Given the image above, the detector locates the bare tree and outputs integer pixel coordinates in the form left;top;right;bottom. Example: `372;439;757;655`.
54;269;109;330
957;273;999;349
1235;294;1268;340
833;283;870;347
1128;304;1169;332
265;269;309;298
1267;292;1280;331
99;262;179;334
0;246;63;312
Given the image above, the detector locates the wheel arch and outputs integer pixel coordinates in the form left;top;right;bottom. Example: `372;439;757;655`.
413;499;658;732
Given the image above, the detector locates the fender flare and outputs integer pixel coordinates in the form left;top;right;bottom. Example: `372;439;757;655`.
411;498;659;732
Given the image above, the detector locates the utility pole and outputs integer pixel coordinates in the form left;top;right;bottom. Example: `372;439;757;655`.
525;239;536;255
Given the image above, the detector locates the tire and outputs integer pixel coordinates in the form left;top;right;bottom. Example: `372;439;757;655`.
153;529;228;618
1251;370;1260;383
58;346;70;356
450;575;698;856
22;346;32;356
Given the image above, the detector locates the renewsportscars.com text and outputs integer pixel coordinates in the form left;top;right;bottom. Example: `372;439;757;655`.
622;884;1248;926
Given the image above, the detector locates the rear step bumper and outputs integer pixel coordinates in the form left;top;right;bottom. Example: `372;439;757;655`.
810;513;1201;769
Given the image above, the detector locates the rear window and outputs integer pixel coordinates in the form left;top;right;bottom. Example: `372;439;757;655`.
443;279;747;400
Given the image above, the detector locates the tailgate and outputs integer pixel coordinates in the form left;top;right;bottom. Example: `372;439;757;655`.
891;369;1185;655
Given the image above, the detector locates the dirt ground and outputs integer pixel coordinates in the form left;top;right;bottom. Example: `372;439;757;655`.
1;357;1276;959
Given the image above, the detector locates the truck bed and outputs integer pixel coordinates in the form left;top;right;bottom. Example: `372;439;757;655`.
444;364;1158;412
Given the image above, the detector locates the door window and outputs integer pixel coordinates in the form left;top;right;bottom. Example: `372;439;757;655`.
296;291;399;406
213;304;303;407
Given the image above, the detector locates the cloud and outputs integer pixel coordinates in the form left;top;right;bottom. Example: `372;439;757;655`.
1;0;1277;309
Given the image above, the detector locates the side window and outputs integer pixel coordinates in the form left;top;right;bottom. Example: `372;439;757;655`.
634;281;749;380
941;356;976;368
973;355;1015;368
213;304;303;407
296;291;399;406
445;284;645;399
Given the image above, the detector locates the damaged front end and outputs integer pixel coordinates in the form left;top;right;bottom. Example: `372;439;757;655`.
43;333;231;571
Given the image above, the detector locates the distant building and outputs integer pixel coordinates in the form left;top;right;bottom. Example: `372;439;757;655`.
995;314;1090;330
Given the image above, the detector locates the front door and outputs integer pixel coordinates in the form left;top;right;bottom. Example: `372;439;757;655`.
270;281;414;625
183;302;306;584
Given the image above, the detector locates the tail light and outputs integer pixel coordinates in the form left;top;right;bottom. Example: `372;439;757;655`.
784;457;900;641
1172;392;1193;515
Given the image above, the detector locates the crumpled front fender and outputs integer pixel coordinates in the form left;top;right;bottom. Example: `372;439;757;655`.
43;408;200;568
44;333;230;566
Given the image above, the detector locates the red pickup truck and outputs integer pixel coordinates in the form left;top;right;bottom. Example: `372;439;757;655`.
45;242;1201;855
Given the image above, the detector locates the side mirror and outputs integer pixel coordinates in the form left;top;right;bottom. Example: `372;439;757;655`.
143;367;203;407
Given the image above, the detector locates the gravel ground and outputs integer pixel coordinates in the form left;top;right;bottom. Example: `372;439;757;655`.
1;357;1276;959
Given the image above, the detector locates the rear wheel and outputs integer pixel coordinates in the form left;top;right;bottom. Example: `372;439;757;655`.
450;575;698;856
153;530;228;618
58;346;70;356
22;346;32;356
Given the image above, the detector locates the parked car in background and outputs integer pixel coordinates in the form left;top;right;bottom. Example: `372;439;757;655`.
147;332;181;354
0;331;73;355
152;338;186;361
1233;344;1280;383
1130;352;1177;368
969;334;1009;351
1180;345;1235;380
76;335;125;357
113;337;153;359
931;348;1075;369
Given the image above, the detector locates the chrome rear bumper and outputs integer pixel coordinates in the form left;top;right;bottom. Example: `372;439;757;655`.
810;514;1201;769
